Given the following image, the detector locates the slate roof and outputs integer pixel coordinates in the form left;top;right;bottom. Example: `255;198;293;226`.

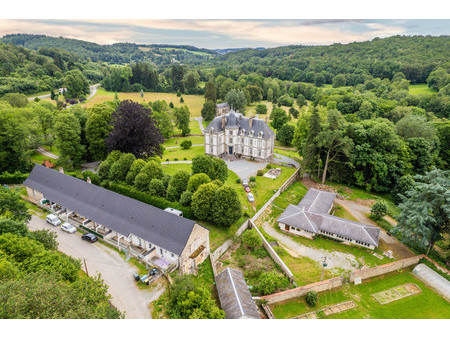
216;102;230;109
24;165;199;256
204;110;275;139
215;268;260;319
277;188;380;247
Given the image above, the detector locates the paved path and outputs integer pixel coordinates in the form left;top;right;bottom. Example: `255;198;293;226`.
36;147;59;159
272;153;300;168
259;210;359;271
28;84;99;102
161;161;192;165
28;215;164;318
194;117;205;134
165;144;203;150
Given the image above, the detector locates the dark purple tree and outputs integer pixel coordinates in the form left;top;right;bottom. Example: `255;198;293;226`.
106;100;163;158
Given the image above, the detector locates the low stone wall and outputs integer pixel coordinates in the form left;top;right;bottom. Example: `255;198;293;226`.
210;220;249;265
261;277;343;304
350;255;423;282
249;219;295;282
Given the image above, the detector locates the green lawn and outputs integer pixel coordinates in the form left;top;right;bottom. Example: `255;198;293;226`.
272;181;308;209
162;145;205;161
274;147;301;160
84;89;205;117
271;268;450;319
163;135;204;147
30;150;53;164
408;83;437;95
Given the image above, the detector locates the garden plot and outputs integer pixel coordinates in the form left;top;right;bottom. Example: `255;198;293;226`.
293;301;357;319
372;283;421;305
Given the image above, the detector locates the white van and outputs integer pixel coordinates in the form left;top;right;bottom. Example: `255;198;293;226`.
164;208;183;217
46;214;61;226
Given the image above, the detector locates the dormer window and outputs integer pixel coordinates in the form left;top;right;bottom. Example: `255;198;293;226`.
250;130;254;137
259;131;264;138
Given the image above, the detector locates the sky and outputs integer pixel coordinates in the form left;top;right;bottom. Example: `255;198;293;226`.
0;19;449;49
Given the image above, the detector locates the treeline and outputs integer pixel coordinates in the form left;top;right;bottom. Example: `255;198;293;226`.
0;42;106;96
0;187;122;318
0;34;215;65
203;35;450;85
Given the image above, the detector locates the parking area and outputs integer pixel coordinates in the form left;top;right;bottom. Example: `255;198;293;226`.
28;215;165;319
225;158;267;179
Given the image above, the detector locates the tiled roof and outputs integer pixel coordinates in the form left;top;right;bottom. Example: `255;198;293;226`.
277;188;380;247
204;110;275;139
215;268;260;319
24;165;200;256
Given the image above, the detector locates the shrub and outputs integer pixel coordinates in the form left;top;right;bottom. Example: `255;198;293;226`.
211;186;242;227
134;173;150;191
370;201;388;220
187;173;211;192
249;182;256;188
148;179;166;197
176;91;181;97
306;291;318;306
255;104;267;115
289;107;299;118
97;161;112;181
241;229;262;248
169;102;174;108
0;171;29;184
180;140;192;149
108;153;136;182
257;170;264;176
179;191;193;207
257;271;290;295
236;178;241;184
166;170;190;202
81;170;100;185
180;97;184;103
249;176;256;182
106;181;193;219
265;164;272;170
277;94;294;107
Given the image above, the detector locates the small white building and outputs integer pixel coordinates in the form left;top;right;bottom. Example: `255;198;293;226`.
204;110;275;161
277;188;380;250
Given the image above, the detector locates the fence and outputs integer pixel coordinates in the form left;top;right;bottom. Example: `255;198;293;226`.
249;219;295;282
209;167;301;276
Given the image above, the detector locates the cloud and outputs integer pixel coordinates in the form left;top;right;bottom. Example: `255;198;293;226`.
0;19;442;48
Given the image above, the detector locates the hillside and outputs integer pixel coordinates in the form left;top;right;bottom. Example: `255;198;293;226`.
203;35;450;84
0;34;216;65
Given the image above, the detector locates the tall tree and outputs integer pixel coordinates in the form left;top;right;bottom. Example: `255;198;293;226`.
224;89;247;112
174;106;191;137
393;169;449;254
204;79;217;102
201;100;216;122
86;104;114;160
64;69;89;99
53;112;85;166
171;65;184;93
0;188;31;223
106;100;163;158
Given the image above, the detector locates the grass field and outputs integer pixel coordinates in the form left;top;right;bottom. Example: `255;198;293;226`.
274;147;300;160
83;89;205;117
408;83;437;95
163;135;204;147
271;268;450;319
162;144;205;161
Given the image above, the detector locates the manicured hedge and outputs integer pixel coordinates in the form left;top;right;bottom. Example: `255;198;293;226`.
107;182;194;219
0;171;29;184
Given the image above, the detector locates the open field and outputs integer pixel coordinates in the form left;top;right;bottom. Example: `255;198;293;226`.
409;83;437;95
160;47;213;57
274;147;300;159
173;120;203;136
162;144;205;161
83;89;205;117
270;268;450;319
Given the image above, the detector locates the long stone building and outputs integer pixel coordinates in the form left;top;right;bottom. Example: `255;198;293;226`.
24;164;210;274
204;110;275;161
277;188;380;250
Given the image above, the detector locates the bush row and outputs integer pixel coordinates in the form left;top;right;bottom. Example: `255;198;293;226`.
106;181;193;219
0;171;29;184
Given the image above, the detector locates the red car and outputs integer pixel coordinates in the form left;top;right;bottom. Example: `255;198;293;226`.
245;186;251;193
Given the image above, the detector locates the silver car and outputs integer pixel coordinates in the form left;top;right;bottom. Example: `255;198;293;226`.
61;222;76;234
247;192;255;203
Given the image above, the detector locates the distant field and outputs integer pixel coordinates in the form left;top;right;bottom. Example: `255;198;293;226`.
408;83;437;95
83;89;205;117
160;47;213;57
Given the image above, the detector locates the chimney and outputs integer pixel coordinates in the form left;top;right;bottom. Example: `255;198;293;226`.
58;166;64;174
249;116;254;128
87;177;92;184
221;115;226;128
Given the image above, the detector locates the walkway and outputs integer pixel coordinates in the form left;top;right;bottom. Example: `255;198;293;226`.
28;84;100;102
165;144;203;150
272;153;300;168
259;208;359;271
28;214;164;318
36;147;59;159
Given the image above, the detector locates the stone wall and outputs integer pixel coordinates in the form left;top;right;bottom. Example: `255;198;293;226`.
210;220;249;265
350;255;423;282
261;277;343;304
250;219;295;282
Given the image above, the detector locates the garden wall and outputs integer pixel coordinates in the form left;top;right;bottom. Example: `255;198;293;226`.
210;219;249;264
350;255;423;282
249;219;295;282
260;277;343;304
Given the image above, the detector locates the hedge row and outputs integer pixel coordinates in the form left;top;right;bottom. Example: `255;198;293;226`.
0;171;29;184
106;181;194;219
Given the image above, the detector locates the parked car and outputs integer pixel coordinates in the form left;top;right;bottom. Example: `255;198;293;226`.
149;267;159;276
245;186;251;193
81;233;98;243
133;272;140;281
242;179;249;186
61;222;76;234
247;193;255;203
46;214;61;226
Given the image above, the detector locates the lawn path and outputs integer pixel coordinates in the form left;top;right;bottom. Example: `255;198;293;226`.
165;144;203;150
194;116;205;134
36;147;59;159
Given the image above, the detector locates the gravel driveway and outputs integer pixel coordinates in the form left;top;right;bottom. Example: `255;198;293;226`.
28;215;164;318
